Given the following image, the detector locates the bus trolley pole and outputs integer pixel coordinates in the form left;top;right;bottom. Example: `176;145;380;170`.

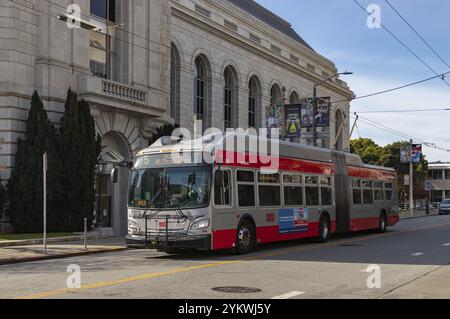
43;152;48;255
409;139;414;217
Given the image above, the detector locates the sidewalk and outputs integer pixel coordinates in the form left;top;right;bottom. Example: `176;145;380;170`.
400;209;440;219
381;265;450;299
0;238;127;266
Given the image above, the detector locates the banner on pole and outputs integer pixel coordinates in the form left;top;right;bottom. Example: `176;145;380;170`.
284;104;302;138
400;143;411;164
412;144;422;163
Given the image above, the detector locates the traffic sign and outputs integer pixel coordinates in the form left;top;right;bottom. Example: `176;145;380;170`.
424;180;432;192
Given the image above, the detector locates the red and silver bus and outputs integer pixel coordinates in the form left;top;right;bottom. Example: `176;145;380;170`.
126;133;399;254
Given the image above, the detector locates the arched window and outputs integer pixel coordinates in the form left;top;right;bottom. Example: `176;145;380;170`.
170;44;180;124
224;68;233;129
248;76;261;129
223;66;238;129
194;57;206;121
270;84;282;108
289;91;300;104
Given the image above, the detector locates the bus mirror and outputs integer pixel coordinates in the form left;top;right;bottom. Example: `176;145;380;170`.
111;168;119;184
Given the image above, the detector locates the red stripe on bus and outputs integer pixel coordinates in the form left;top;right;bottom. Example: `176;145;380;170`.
214;150;334;175
348;166;396;181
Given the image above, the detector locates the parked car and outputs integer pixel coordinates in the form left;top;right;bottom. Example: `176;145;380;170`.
439;199;450;215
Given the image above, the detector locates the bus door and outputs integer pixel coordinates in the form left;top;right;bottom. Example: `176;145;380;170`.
332;151;350;233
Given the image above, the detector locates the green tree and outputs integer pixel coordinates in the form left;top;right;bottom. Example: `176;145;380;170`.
149;123;180;146
384;142;428;200
0;181;5;215
58;89;101;232
8;91;59;233
350;138;389;166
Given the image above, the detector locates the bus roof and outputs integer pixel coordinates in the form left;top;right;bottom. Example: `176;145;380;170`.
137;132;395;173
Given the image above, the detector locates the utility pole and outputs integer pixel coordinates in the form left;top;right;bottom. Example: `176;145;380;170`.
312;86;318;147
409;139;414;216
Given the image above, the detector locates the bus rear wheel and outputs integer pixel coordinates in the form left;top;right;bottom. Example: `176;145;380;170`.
378;213;387;233
235;219;256;255
317;216;331;243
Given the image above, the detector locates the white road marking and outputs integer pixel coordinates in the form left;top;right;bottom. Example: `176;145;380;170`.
411;252;424;257
271;291;305;299
443;243;450;247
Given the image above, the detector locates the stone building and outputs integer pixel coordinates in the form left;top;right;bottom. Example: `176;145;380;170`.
0;0;353;235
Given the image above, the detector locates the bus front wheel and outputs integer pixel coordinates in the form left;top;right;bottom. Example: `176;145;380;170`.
317;215;331;243
235;219;256;255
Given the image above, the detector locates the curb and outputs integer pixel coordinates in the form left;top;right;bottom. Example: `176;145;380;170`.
0;247;127;266
0;235;111;248
400;213;440;220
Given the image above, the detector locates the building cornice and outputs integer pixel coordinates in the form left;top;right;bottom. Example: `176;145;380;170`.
171;4;353;99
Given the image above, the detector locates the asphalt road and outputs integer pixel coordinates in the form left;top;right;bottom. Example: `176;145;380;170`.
1;215;450;299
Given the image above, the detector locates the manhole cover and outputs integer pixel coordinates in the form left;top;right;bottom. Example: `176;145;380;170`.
212;286;262;294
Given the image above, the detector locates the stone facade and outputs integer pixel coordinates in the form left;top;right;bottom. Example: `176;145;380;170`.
0;0;353;235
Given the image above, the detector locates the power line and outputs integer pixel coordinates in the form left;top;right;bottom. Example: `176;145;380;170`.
384;0;450;70
330;71;450;106
353;115;450;152
355;108;450;114
352;0;450;87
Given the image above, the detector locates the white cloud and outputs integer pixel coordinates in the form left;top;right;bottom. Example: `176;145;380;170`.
347;75;450;162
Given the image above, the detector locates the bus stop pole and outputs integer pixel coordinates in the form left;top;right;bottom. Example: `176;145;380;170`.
84;218;87;249
43;152;47;255
409;140;414;216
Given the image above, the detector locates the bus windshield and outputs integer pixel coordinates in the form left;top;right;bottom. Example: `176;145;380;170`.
128;165;211;210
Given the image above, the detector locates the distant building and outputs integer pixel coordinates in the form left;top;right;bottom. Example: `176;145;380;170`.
428;162;450;203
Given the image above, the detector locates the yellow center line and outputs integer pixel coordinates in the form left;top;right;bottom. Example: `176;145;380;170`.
16;221;450;299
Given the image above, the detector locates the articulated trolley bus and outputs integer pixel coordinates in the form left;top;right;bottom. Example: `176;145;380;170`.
126;133;399;254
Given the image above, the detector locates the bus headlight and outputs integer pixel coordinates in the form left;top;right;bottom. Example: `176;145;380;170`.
190;219;210;231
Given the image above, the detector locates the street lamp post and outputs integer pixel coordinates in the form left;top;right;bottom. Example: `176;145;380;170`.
96;161;107;228
312;71;353;147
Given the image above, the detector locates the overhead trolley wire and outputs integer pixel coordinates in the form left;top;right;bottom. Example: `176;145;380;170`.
352;0;450;87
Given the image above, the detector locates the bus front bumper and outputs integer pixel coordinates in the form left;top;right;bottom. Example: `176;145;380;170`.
126;234;211;251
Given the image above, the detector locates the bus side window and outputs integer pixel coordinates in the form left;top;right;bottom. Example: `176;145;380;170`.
362;180;374;205
305;176;319;206
385;183;394;201
374;181;384;201
283;174;303;206
320;177;332;206
352;179;362;205
214;170;231;206
258;173;281;207
237;170;255;207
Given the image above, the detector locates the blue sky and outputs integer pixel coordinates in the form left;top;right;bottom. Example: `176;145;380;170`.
255;0;450;162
